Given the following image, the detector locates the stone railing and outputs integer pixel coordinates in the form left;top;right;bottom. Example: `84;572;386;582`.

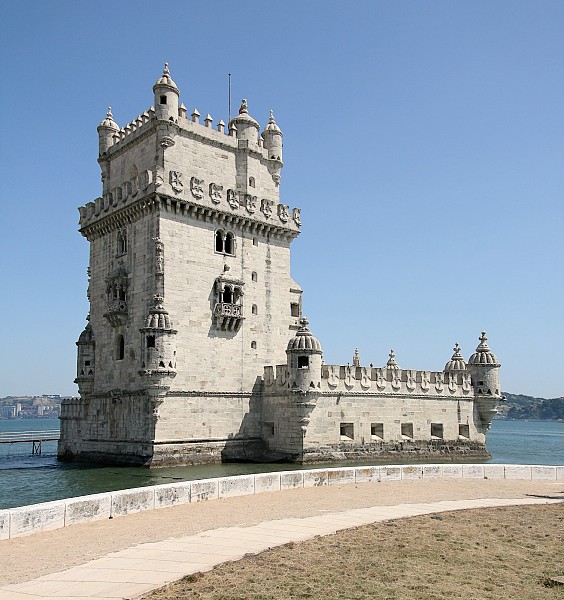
1;464;561;540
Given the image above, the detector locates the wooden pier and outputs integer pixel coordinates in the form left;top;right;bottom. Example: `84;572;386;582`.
0;430;60;455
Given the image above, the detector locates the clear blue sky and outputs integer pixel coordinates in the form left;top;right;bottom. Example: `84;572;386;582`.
0;1;562;398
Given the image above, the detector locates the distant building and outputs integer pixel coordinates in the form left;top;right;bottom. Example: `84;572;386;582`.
59;65;502;466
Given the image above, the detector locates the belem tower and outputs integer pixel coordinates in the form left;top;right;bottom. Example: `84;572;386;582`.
58;65;503;466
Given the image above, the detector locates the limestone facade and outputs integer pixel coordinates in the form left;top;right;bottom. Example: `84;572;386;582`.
59;65;503;466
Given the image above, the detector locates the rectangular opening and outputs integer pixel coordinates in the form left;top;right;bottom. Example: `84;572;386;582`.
371;423;384;441
340;423;354;440
401;422;413;440
297;356;309;369
263;422;275;437
290;303;300;317
160;95;167;105
431;423;444;440
147;335;156;349
459;424;470;439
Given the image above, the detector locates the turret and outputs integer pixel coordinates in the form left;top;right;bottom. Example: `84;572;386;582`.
229;99;260;144
262;109;283;161
262;110;283;185
75;321;95;397
467;331;502;430
153;63;179;122
286;317;323;392
139;296;177;379
97;107;119;156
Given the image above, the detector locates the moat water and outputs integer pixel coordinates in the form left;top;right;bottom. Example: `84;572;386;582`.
0;418;562;510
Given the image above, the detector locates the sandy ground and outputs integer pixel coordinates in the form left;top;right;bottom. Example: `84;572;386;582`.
1;478;562;586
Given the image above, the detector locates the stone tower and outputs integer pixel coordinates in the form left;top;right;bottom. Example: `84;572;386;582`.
59;65;302;465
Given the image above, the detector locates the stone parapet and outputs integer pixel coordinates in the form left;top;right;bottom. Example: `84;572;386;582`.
2;464;561;539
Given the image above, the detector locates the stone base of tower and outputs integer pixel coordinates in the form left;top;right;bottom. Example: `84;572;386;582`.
298;440;491;464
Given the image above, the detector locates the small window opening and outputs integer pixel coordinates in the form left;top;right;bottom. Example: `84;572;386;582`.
116;335;125;360
147;335;156;349
160;95;167;105
253;237;258;246
249;177;255;188
215;230;224;252
263;422;275;436
225;232;234;255
119;287;126;302
478;380;484;386
84;360;91;367
431;423;444;440
251;341;257;349
297;356;309;369
251;271;258;282
459;424;470;439
401;422;413;440
223;287;233;303
159;360;165;368
371;423;384;441
290;303;300;317
117;230;127;255
340;423;354;440
252;304;258;315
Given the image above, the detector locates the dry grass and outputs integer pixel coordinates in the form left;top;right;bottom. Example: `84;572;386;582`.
145;504;564;600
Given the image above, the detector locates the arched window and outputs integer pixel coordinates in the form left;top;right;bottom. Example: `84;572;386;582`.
215;230;224;252
249;176;255;188
251;341;257;349
116;335;125;360
224;232;234;255
251;271;258;282
252;304;258;315
146;335;155;349
117;230;127;255
223;286;233;304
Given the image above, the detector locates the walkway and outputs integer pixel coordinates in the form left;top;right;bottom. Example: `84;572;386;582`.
0;492;561;600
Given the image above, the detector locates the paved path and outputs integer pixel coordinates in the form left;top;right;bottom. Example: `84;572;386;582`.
0;495;561;600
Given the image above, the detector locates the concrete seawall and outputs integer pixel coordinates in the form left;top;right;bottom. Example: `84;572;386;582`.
1;463;562;540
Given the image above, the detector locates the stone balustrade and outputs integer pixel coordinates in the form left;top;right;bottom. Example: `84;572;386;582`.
1;464;561;540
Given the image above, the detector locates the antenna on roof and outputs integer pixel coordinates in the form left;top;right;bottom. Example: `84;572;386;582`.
228;73;231;124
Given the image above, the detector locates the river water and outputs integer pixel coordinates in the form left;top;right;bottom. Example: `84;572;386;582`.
0;418;562;510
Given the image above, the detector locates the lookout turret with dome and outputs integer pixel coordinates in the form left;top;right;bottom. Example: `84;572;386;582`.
286;317;323;393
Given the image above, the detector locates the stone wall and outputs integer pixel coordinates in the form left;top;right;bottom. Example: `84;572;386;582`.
2;464;561;539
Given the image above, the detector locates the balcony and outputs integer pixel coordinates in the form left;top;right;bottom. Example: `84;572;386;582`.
214;302;243;332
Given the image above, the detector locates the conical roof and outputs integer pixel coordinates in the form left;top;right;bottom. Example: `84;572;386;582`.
286;317;323;354
262;109;282;134
444;343;467;372
144;296;174;330
468;332;500;366
229;99;259;129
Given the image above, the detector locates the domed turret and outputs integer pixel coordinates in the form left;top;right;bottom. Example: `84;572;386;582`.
467;331;502;430
444;343;467;372
139;296;177;376
97;107;119;156
262;109;283;161
153;63;180;122
75;320;95;397
229;99;260;144
286;317;323;392
386;350;400;370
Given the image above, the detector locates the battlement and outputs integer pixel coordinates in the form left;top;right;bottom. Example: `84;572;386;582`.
264;363;474;397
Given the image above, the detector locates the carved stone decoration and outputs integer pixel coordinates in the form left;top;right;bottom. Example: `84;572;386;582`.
160;136;175;148
153;237;164;275
278;203;289;223
448;372;458;394
292;207;301;226
435;372;444;393
406;370;416;392
170;171;183;193
227;189;239;209
344;365;355;389
327;365;339;388
155;168;164;188
245;194;257;214
376;368;386;390
141;170;153;190
190;177;204;199
261;198;273;219
421;371;430;392
113;186;123;202
391;370;401;391
276;365;287;386
272;173;280;186
264;366;275;387
131;176;139;196
360;367;371;389
462;372;472;393
209;183;223;204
